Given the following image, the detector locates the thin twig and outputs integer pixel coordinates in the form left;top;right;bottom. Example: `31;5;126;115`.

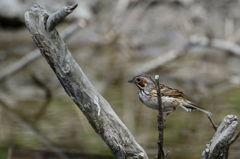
31;73;52;122
0;19;83;82
202;115;238;159
189;35;240;56
155;75;165;159
0;100;69;159
132;50;182;75
207;114;217;131
223;147;229;159
131;44;191;75
7;146;13;159
229;129;240;145
165;151;169;159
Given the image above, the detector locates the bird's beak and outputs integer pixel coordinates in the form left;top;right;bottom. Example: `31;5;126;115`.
128;79;134;83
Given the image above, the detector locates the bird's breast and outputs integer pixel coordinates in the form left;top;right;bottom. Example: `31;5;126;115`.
138;90;158;110
138;90;180;111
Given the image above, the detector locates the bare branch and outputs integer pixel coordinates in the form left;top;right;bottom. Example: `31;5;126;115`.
46;4;78;31
202;115;238;159
25;4;148;159
0;19;82;82
207;114;217;131
229;129;240;145
7;146;13;159
189;35;240;56
223;147;229;159
31;73;52;122
155;75;165;159
132;48;188;75
0;100;69;159
133;34;240;76
0;49;39;82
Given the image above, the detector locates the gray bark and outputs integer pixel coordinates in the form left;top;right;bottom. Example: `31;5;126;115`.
25;4;148;159
202;115;239;159
24;4;240;159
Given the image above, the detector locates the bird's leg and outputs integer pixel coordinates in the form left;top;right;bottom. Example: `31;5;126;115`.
162;111;172;121
157;111;172;133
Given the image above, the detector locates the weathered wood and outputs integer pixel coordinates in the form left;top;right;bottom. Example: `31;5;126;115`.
25;4;148;159
155;75;165;159
0;20;81;82
202;115;238;159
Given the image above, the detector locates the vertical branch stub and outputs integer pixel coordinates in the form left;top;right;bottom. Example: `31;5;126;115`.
46;4;78;32
155;75;165;159
155;75;163;120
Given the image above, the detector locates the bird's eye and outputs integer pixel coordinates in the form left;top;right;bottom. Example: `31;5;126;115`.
136;78;141;82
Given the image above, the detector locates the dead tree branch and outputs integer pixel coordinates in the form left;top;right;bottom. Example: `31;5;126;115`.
25;4;148;159
31;73;52;122
131;33;240;76
229;129;240;144
207;114;217;131
0;99;69;159
0;19;83;82
131;42;191;75
202;115;239;159
155;75;166;159
189;35;240;56
46;4;78;32
132;50;185;75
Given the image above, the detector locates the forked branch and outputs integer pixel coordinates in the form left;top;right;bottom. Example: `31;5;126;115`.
46;4;78;31
202;115;239;159
25;4;148;159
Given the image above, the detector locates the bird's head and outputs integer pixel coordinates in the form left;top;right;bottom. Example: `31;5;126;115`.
128;74;155;92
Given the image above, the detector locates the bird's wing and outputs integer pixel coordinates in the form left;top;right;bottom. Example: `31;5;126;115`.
159;84;211;115
160;84;184;98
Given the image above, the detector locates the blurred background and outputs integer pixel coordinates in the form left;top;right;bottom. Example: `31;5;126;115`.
0;0;240;158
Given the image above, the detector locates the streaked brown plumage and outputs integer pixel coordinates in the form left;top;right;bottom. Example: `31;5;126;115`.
128;74;211;117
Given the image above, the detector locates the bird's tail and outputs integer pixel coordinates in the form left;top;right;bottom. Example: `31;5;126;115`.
181;101;211;115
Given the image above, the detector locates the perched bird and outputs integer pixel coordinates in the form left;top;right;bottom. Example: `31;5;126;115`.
128;74;211;118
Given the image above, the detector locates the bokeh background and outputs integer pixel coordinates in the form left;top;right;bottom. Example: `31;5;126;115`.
0;0;240;158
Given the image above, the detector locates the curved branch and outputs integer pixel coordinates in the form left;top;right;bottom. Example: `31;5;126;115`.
202;115;238;159
25;4;148;159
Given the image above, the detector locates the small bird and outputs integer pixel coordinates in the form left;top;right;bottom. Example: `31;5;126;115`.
128;74;211;118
